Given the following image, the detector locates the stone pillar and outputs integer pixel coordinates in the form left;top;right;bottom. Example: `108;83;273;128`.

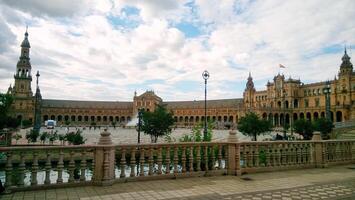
93;129;115;186
227;130;240;175
311;131;326;168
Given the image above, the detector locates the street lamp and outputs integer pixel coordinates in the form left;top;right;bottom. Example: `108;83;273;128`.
34;71;41;132
137;109;143;144
202;70;210;140
323;81;331;121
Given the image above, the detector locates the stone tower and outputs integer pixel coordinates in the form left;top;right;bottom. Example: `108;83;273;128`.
243;72;256;110
336;47;353;111
13;29;33;98
11;29;35;122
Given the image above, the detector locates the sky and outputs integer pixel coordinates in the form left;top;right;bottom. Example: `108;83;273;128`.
0;0;354;101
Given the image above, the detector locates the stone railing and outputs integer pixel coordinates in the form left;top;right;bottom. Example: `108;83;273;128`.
0;130;354;193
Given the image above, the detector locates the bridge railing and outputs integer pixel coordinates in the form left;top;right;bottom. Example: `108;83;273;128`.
0;130;354;193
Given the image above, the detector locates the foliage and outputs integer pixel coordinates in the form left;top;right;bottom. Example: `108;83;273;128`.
141;104;175;143
0;93;20;130
65;120;70;126
65;130;86;145
293;119;314;140
179;120;214;142
40;132;49;143
237;112;272;141
313;118;334;140
58;134;66;145
12;133;22;144
112;121;117;129
26;129;40;143
48;131;58;144
22;120;32;128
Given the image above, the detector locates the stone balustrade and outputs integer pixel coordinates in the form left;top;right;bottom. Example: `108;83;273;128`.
0;130;354;193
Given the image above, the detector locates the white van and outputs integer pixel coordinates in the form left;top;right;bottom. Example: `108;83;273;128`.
45;120;56;129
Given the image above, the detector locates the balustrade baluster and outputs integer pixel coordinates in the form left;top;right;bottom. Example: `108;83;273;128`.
18;152;25;187
148;147;154;176
139;147;145;176
173;146;179;175
189;146;194;172
57;150;64;184
44;152;52;184
210;144;215;170
120;148;126;178
5;152;13;188
272;144;277;166
182;146;186;173
254;145;259;168
204;145;209;171
31;152;38;186
266;145;271;167
218;145;222;169
165;147;170;174
157;147;163;175
130;147;136;177
277;145;282;166
80;151;87;181
103;148;110;181
68;151;75;183
224;145;228;170
196;145;201;171
296;144;301;165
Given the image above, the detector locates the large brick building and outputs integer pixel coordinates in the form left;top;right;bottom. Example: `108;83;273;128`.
6;31;355;128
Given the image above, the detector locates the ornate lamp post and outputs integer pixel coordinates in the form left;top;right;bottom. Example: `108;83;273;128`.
202;70;210;140
137;109;143;144
34;71;41;132
323;81;331;121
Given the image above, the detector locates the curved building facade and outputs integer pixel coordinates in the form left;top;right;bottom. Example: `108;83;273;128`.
6;31;355;128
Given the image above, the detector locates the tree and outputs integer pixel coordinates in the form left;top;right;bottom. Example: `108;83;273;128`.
313;118;334;140
293;119;314;140
141;105;175;143
237;112;272;141
0;93;20;130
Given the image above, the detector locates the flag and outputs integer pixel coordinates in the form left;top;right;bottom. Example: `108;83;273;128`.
279;64;286;68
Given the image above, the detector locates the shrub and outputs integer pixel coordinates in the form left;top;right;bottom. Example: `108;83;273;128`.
22;120;32;128
40;132;49;144
26;129;40;143
65;130;86;145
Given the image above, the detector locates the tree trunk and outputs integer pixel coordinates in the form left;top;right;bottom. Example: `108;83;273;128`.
254;133;257;141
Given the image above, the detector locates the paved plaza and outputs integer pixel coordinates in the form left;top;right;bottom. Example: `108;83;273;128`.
1;164;355;200
13;127;279;145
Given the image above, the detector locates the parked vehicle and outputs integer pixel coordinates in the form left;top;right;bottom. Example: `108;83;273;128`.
45;120;56;129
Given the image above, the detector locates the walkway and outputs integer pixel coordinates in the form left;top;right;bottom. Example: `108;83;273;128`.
2;165;355;200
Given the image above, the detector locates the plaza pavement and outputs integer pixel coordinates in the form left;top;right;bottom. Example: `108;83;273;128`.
1;164;355;200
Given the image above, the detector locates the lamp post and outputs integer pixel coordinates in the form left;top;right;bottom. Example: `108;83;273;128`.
202;70;210;140
137;109;143;144
34;71;41;132
323;81;331;121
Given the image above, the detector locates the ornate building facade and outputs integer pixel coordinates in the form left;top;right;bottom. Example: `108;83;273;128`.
6;31;355;128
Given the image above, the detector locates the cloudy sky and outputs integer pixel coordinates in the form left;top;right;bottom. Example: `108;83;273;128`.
0;0;354;101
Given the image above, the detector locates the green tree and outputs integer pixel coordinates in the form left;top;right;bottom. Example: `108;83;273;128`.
0;93;20;130
141;105;175;143
293;119;314;140
313;118;334;140
237;112;272;141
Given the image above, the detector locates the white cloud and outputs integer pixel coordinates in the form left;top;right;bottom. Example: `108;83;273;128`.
0;0;354;102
